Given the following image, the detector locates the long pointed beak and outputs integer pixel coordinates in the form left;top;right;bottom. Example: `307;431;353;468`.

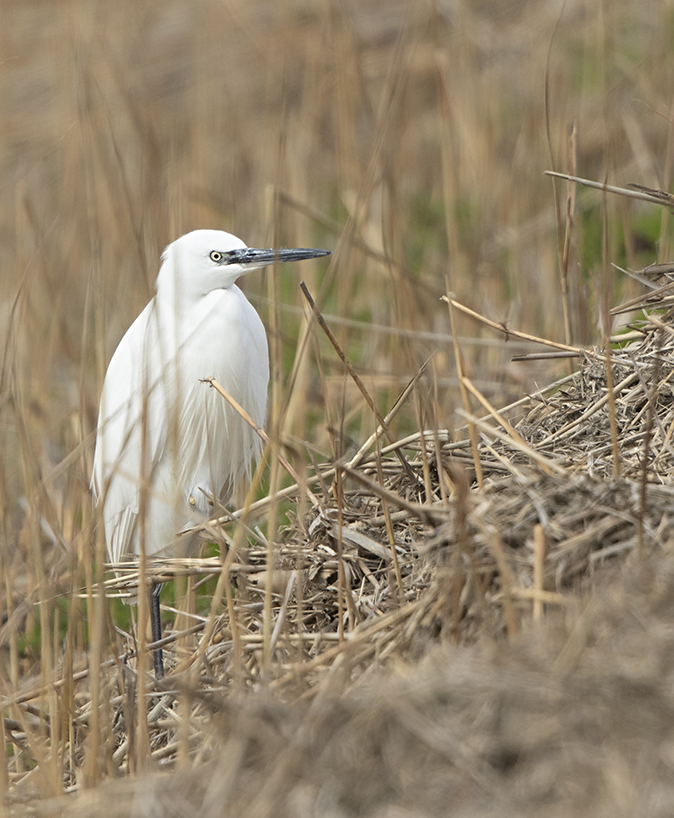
224;247;331;269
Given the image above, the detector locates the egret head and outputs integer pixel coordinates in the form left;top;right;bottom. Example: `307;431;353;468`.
156;229;330;303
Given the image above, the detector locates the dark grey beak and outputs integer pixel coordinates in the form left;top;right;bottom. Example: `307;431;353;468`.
224;247;331;268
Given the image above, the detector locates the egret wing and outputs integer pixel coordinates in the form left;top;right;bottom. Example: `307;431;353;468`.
92;301;169;562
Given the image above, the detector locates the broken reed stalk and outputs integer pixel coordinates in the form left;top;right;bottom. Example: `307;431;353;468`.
511;350;581;362
601;184;621;478
657;92;674;261
348;355;434;471
445;286;483;490
559;122;577;349
441;296;584;354
299;281;418;486
544;171;674;208
263;190;284;674
300;281;416;472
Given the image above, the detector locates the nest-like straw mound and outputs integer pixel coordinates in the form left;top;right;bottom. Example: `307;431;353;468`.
516;322;674;480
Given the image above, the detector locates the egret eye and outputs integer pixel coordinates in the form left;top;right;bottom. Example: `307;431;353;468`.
209;251;223;263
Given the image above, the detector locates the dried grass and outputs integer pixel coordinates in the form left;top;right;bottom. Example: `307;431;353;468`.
4;0;674;815
12;312;674;804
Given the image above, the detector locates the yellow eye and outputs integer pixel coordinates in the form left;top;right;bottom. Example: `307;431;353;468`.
209;251;223;263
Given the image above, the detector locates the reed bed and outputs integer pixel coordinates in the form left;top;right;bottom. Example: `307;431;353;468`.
3;0;674;815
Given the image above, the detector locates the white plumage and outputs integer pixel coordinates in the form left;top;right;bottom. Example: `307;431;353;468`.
92;228;328;564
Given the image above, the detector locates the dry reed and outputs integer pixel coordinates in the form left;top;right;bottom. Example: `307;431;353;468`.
2;0;674;815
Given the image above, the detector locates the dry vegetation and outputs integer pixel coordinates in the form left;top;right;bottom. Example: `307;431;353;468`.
2;0;674;815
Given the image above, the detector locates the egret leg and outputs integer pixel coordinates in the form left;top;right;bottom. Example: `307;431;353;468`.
150;584;164;679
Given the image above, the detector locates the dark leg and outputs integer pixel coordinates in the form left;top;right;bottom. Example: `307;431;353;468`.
150;583;164;679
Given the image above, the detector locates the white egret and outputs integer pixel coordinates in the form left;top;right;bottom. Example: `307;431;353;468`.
92;228;330;676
